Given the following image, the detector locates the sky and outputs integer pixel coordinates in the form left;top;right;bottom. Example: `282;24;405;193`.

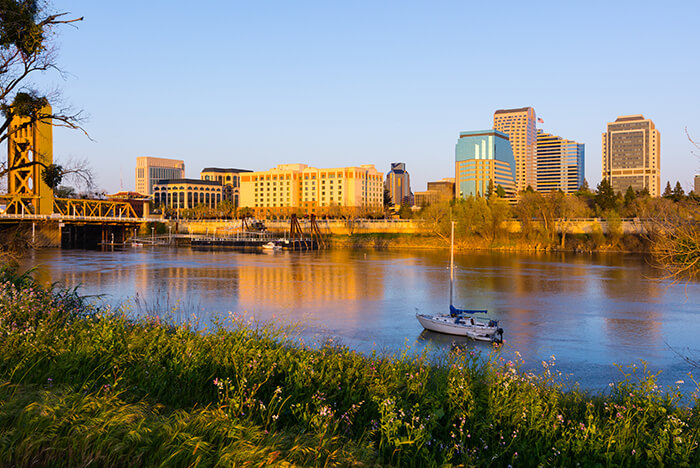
28;0;700;194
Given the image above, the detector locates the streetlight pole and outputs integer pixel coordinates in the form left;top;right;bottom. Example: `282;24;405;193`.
151;226;155;243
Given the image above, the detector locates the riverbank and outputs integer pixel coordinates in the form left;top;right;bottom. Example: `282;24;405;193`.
328;232;650;253
1;268;698;466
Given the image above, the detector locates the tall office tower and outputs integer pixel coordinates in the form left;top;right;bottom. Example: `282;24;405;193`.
455;130;516;198
602;115;660;196
135;156;185;195
536;130;585;194
695;175;700;194
493;107;537;192
384;162;412;206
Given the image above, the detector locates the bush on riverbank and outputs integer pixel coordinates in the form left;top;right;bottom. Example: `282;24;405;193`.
1;268;699;466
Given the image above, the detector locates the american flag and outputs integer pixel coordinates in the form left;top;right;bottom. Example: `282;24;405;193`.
537;117;544;124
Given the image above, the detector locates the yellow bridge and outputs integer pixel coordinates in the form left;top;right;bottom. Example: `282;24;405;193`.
0;195;141;221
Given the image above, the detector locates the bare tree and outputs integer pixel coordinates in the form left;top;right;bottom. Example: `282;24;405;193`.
0;1;87;186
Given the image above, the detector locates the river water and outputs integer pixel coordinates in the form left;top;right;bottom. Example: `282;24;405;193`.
19;247;700;393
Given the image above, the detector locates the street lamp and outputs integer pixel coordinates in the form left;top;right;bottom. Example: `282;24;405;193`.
151;226;155;243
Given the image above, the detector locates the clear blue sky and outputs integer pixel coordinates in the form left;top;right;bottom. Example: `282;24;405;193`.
40;1;700;193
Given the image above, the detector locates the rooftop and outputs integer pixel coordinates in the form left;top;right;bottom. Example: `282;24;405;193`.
200;167;253;173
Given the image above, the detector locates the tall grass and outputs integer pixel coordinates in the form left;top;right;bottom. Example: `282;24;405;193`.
1;266;699;466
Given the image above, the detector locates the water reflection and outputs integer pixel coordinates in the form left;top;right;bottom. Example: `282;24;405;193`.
19;247;700;391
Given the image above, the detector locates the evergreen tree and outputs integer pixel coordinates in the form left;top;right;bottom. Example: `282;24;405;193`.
496;184;506;198
383;187;392;208
485;179;495;199
662;181;673;198
672;181;685;201
595;179;618;212
624;185;636;206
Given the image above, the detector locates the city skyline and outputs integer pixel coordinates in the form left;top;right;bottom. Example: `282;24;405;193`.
15;1;700;194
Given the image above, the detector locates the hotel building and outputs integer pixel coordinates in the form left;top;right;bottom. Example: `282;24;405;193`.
239;163;384;218
385;162;412;206
455;130;516;198
602;115;660;196
535;130;585;194
200;167;252;207
493;107;537;192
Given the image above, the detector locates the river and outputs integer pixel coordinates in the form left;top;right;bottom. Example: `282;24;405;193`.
19;247;700;393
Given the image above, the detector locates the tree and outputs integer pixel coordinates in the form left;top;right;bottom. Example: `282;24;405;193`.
383;187;391;208
623;185;636;207
485;179;495;199
672;181;685;202
578;179;591;194
662;181;673;199
0;2;86;183
496;184;506;198
595;179;618;213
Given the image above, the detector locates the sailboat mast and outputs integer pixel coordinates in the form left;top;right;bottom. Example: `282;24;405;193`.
450;221;454;307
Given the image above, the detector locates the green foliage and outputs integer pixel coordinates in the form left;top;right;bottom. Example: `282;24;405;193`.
595;179;618;213
2;279;700;466
41;163;63;189
496;184;506;198
1;91;48;119
663;181;673;198
0;0;43;57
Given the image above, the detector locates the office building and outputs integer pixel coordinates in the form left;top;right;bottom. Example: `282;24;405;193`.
152;179;222;210
455;130;516;198
239;163;384;218
200;167;252;207
695;175;700;195
414;178;455;207
135;157;185;195
385;162;412;206
493;107;537;192
536;130;585;193
602;115;660;196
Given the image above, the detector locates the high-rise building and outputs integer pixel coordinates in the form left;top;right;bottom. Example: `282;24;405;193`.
536;130;585;194
200;167;252;207
385;162;412;206
455;130;516;198
239;163;384;218
695;175;700;195
602;115;660;196
493;107;537;192
135;156;185;195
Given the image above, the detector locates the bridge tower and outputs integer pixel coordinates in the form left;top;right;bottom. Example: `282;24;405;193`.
6;105;54;214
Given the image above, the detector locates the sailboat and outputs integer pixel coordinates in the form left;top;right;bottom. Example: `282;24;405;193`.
415;221;504;343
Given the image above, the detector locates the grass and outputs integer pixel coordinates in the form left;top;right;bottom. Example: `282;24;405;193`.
1;266;699;466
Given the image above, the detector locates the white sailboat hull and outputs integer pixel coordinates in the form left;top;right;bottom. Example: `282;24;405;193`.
416;313;503;342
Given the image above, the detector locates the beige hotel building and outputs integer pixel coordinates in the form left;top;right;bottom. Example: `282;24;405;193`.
239;163;384;218
602;115;660;197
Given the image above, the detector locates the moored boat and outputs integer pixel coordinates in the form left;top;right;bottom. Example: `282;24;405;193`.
415;221;504;343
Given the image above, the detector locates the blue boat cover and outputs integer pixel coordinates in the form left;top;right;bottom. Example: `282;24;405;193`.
450;305;488;316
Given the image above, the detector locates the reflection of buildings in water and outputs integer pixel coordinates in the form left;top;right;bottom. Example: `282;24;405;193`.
237;250;384;318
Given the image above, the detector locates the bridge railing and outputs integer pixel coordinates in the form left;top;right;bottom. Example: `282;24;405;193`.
53;198;139;219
